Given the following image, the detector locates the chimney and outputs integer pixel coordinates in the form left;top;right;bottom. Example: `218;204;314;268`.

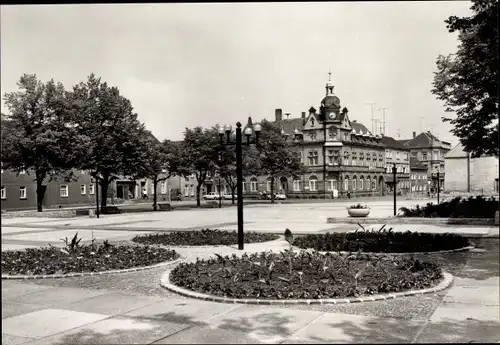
301;112;306;125
275;109;282;122
413;131;416;138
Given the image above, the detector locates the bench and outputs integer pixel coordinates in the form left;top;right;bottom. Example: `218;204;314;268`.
101;206;121;214
158;203;173;211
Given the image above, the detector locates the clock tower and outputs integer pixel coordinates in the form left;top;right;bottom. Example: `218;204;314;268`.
320;71;341;121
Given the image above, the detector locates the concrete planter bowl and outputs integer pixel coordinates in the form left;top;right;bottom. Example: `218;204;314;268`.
347;207;370;217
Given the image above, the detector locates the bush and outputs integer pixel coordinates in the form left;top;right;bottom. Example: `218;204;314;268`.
292;226;471;253
132;229;280;246
399;196;498;218
349;204;369;209
170;250;443;299
1;240;179;276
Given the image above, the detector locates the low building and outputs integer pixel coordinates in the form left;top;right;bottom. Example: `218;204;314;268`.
409;157;428;195
380;135;410;194
444;143;499;194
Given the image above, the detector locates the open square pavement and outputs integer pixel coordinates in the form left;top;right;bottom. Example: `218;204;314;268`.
2;199;499;343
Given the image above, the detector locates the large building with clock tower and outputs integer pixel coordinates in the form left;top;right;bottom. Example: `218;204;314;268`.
244;74;388;198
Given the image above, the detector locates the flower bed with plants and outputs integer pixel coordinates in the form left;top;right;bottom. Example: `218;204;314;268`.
132;229;280;247
168;229;445;300
399;196;498;218
292;225;472;253
348;204;369;209
1;233;179;277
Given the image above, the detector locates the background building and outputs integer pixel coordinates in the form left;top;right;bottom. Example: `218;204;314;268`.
409;157;429;195
244;76;387;199
380;136;410;194
398;131;451;191
444;143;499;194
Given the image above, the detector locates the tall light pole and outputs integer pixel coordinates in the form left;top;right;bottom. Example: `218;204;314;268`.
219;122;261;250
392;163;397;216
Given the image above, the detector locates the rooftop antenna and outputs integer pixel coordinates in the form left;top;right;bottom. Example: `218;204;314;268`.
378;107;389;135
365;102;377;133
396;128;401;139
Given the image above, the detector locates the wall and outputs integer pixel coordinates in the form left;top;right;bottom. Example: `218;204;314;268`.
444;157;468;192
470;156;499;193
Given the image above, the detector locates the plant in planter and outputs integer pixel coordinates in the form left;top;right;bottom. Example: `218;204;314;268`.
347;204;370;217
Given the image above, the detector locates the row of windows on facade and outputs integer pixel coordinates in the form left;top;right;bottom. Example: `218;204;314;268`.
412;151;442;161
298;150;386;167
0;184;96;200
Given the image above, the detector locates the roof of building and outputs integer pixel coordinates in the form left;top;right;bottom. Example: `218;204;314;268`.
380;135;409;150
279;118;304;134
445;143;468;158
350;121;371;135
402;132;449;149
410;157;427;170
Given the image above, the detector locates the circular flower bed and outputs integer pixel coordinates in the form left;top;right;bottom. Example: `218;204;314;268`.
132;229;280;246
1;242;179;276
293;229;471;253
170;250;443;299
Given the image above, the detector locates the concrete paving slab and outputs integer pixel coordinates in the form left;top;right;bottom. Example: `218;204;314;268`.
1;334;35;345
123;297;240;324
453;276;500;287
443;285;500;305
204;305;324;344
414;318;500;343
430;301;500;322
152;326;267;344
1;302;46;319
64;292;164;316
285;312;424;344
20;315;190;345
1;282;54;300
1;308;109;338
8;287;109;307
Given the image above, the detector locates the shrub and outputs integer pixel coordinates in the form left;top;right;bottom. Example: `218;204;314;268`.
348;204;369;209
293;225;471;253
132;229;280;246
399;196;498;218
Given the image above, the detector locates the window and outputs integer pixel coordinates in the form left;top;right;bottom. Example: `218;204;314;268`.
184;185;189;196
161;181;167;194
327;179;337;191
250;178;258;192
309;133;317;141
1;186;5;199
344;177;349;191
293;179;301;191
352;177;357;191
307;151;319;166
89;184;95;195
359;177;364;190
309;176;318;191
20;186;27;199
1;162;3;174
190;185;195;196
351;152;357;166
242;179;246;192
422;152;428;160
150;183;155;194
60;185;68;198
266;178;272;192
396;151;400;160
371;179;376;190
386;150;390;158
311;118;315;126
80;184;86;195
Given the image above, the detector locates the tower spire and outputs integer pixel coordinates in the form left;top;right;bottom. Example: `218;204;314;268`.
325;70;334;96
328;69;331;81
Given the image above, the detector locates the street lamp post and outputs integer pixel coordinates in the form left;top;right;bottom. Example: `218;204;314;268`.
219;122;261;250
437;170;440;204
217;152;223;209
392;163;397;216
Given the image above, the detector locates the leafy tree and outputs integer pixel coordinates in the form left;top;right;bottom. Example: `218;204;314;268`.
1;74;85;212
135;135;182;210
432;0;498;157
67;74;150;209
180;126;220;207
254;119;305;203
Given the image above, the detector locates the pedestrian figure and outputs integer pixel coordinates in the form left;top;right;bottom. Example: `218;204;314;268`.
347;191;351;199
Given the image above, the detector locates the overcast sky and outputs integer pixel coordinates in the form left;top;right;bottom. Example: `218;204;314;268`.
1;2;472;144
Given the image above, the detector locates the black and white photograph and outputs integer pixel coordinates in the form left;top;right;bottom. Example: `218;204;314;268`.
1;1;498;344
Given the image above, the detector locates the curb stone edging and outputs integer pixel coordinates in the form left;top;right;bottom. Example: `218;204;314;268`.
326;217;496;226
291;245;475;256
160;268;453;305
1;257;184;280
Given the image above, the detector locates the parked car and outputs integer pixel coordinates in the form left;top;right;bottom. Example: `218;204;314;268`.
203;192;222;200
275;193;287;200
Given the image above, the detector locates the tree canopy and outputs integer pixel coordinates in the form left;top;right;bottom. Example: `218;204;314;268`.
432;0;498;157
1;74;86;211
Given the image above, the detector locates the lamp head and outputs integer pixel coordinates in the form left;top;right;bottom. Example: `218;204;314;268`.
253;123;261;133
223;124;232;134
244;127;253;136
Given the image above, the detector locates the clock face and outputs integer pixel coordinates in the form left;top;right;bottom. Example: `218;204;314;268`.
333;97;340;106
329;112;336;119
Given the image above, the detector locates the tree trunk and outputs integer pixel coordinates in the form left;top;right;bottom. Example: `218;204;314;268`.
100;173;109;209
196;185;202;207
35;175;45;212
231;184;237;204
153;178;158;211
270;176;275;204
